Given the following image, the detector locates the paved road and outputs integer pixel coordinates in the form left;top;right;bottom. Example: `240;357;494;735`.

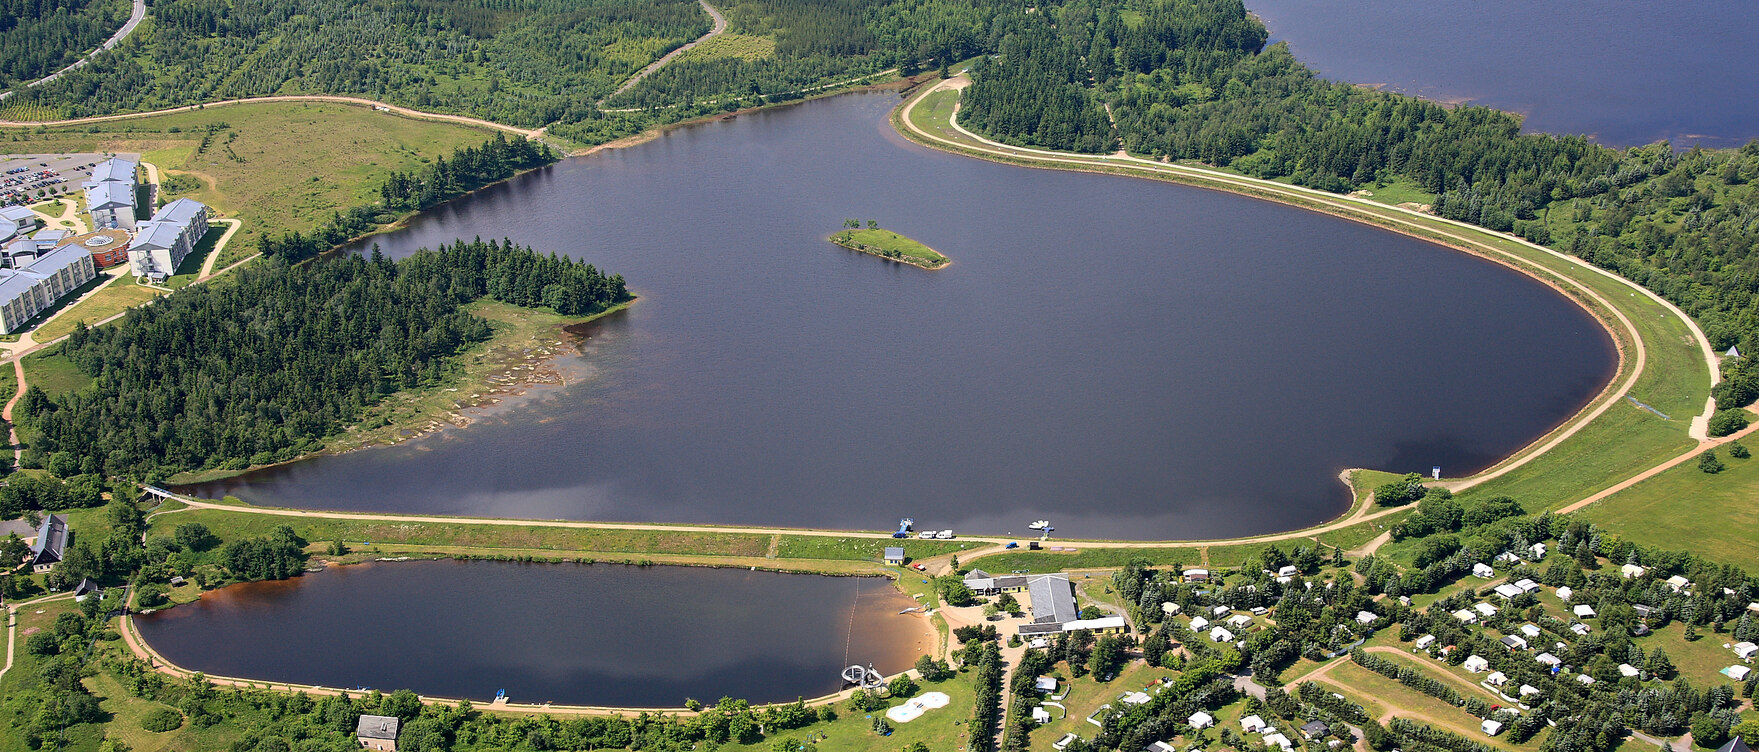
198;218;244;279
601;0;728;105
1;0;146;100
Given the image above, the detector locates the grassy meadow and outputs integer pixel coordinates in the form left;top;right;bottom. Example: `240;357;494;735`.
1;102;502;264
1577;443;1759;566
831;228;950;268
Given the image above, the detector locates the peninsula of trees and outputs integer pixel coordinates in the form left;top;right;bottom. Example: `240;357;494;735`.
16;238;631;480
831;221;950;269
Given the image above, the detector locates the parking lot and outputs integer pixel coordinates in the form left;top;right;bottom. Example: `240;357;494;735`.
0;152;140;209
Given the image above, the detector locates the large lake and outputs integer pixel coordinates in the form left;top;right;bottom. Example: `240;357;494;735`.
186;93;1616;540
1244;0;1759;147
135;561;929;707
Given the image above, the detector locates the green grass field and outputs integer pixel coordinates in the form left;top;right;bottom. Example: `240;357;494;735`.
722;672;980;752
166;222;228;288
21;350;94;396
831;228;949;268
774;536;970;561
1;102;501;262
30;274;164;343
152;508;775;560
1360;178;1437;208
1576;446;1759;566
1317;662;1541;749
151;507;973;570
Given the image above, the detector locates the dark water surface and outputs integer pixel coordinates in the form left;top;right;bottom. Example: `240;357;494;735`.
135;561;929;707
1244;0;1759;147
188;93;1615;539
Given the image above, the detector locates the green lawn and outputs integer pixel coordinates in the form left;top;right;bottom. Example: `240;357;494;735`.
722;672;981;752
152;508;775;560
774;536;970;562
831;228;949;268
1027;661;1165;752
30;275;164;343
1360;178;1437;208
166;222;228;289
1630;621;1753;686
21;350;94;396
1317;662;1540;750
1575;445;1759;567
153;508;977;568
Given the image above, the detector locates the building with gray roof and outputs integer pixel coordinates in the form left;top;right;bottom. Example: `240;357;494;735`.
30;514;68;573
0;206;39;246
963;569;1029;594
0;243;99;333
356;714;401;751
89;157;137;186
85;179;136;231
128;198;209;281
1020;573;1082;635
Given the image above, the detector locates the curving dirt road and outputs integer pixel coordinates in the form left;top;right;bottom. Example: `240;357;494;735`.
601;0;728;105
0;94;539;137
0;0;145;101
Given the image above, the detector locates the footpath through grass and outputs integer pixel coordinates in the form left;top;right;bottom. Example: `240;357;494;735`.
30;275;162;343
1577;446;1759;566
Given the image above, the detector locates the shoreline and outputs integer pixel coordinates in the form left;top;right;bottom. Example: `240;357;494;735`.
890;78;1713;501
121;557;938;715
828;232;950;270
167;299;635;487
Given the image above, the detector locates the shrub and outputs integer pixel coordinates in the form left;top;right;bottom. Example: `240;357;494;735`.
1730;442;1751;459
135;583;168;608
174;523;219;552
141;707;184;732
1699;450;1726;474
1374;473;1426;506
1708;409;1751;437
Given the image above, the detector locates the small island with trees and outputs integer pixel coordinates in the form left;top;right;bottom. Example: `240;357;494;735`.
830;220;950;270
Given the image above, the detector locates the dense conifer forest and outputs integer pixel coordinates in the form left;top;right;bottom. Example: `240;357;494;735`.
957;0;1759;409
3;0;710;126
603;0;1008;109
0;0;130;87
17;239;630;478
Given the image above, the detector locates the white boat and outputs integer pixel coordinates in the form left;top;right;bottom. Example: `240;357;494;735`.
1028;520;1051;530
